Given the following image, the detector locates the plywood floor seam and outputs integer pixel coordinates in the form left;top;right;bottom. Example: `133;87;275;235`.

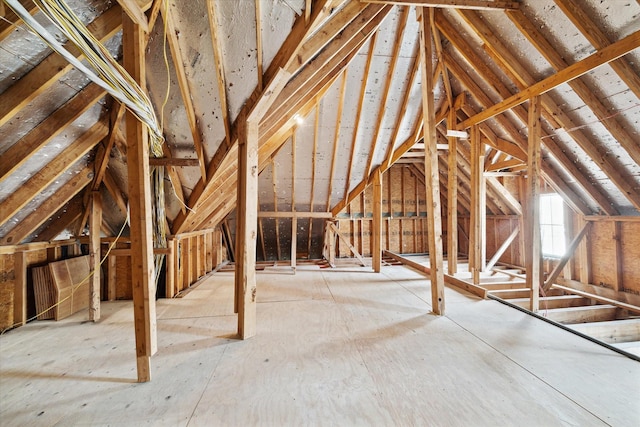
1;266;638;426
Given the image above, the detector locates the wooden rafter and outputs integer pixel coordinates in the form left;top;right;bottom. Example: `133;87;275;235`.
0;5;121;128
92;102;126;191
173;3;349;233
459;28;640;128
554;0;640;100
362;0;519;10
0;0;36;43
0;165;93;245
35;197;84;242
162;6;208;181
452;7;619;214
364;6;409;179
345;33;378;198
307;105;320;256
0;84;105;185
0;121;108;228
326;70;348;211
506;10;640;172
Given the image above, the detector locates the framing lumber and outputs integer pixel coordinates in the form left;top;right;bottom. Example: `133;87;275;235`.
89;191;102;321
162;6;208;181
0;83;105;185
36;198;84;242
372;169;383;273
0;0;37;43
328;222;366;267
384;251;488;299
457;9;617;215
526;96;542;312
327;70;349;211
507;9;640;169
446;103;458;274
0;4;122;128
486;225;519;271
554;0;640;100
235;116;259;339
13;250;27;328
0;165;93;245
469;125;486;284
364;6;409;179
418;7;445;315
93;102;126;191
257;212;334;219
459;29;640;128
123;15;157;383
362;0;519;10
0;121;108;228
308;105;320;257
117;0;148;32
543;222;591;292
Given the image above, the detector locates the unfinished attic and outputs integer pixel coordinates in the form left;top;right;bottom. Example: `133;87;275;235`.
1;0;639;424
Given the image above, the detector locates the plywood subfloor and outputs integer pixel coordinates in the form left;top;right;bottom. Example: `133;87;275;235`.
1;265;638;426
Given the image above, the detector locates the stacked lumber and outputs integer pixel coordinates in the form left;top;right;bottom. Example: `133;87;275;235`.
32;255;92;320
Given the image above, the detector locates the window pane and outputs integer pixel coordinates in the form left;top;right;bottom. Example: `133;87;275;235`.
539;194;565;257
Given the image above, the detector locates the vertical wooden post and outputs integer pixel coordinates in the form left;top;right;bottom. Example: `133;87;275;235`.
166;238;175;298
107;255;117;301
235;115;258;339
447;108;458;274
123;14;157;382
526;96;542;312
291;216;297;270
372;169;383;273
13;251;27;327
613;221;623;292
419;8;445;315
89;191;102;321
469;125;486;284
563;208;574;280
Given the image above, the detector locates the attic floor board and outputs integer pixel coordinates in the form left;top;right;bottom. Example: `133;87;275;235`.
1;266;639;426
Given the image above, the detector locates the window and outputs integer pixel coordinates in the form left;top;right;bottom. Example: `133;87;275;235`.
540;193;566;257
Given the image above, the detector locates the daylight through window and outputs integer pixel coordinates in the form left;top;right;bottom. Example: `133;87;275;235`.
540;193;566;257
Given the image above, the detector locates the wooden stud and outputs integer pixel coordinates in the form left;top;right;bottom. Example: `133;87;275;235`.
526;96;542;312
291;216;297;270
373;169;383;272
255;0;264;89
419;7;445;315
543;222;591;292
326;70;348;211
447;108;458;274
469;125;485;284
107;255;117;301
89;191;102;322
328;222;366;267
308;105;320;257
613;221;623;293
13;251;27;327
123;14;157;383
486;225;519;271
235;115;259;339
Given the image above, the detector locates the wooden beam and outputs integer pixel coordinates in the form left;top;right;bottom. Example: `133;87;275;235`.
372;169;383;272
117;0;148;32
361;0;519;10
235;116;259;339
554;0;640;100
460;29;640;128
36;198;84;242
257;211;334;219
419;7;445;315
469;125;486;284
0;5;122;128
457;9;618;215
364;6;409;179
543;222;591;292
0;84;105;185
0;121;108;228
328;222;366;267
162;6;208;181
123;14;157;383
553;283;640;316
291;216;297;269
486;225;519;271
93;102;126;191
89;191;102;321
0;1;37;43
526;96;542;312
326;70;348;211
0;166;93;245
13;251;27;327
384;251;488;298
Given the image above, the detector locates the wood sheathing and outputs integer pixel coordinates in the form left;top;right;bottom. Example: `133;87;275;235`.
1;0;640;337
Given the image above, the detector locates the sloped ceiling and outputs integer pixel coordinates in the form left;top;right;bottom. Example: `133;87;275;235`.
0;0;639;254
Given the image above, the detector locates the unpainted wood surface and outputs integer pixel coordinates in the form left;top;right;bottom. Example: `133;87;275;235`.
0;267;638;426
